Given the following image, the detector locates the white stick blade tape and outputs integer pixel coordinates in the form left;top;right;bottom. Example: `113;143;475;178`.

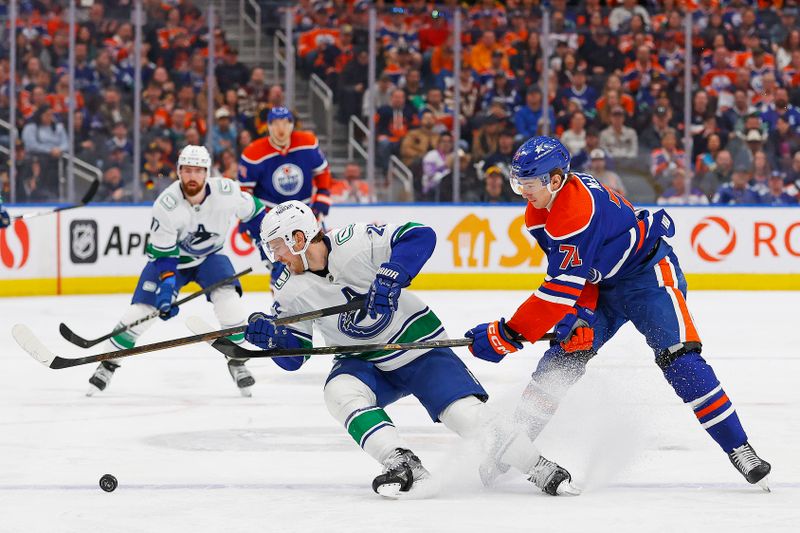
12;324;55;366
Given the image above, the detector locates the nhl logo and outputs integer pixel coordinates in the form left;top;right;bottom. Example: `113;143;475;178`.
272;163;304;196
70;219;98;264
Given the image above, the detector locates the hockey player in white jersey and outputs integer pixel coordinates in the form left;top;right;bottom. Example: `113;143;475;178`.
87;145;266;397
243;201;579;498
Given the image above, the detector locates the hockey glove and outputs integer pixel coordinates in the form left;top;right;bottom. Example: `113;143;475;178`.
0;204;9;229
310;189;331;220
365;262;411;319
155;271;179;321
554;306;596;353
245;312;305;371
465;318;523;363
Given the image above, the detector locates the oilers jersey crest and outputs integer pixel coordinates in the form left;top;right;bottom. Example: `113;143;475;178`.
238;130;331;208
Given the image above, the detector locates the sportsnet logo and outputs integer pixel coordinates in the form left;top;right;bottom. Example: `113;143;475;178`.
272;163;304;196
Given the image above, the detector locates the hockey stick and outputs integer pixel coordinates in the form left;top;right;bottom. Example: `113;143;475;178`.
11;179;99;221
59;267;255;348
185;316;554;360
13;298;366;370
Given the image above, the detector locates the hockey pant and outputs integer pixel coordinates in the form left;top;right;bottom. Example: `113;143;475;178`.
517;241;748;453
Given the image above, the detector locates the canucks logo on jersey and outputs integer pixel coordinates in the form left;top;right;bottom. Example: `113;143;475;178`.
338;287;394;340
179;224;220;256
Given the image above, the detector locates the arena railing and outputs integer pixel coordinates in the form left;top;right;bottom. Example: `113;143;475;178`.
309;74;334;157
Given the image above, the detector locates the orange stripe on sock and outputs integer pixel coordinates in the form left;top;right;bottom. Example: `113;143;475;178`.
695;394;729;419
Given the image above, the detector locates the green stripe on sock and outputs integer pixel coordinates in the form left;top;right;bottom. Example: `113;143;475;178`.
346;408;393;447
393;222;424;243
111;330;135;349
227;332;245;344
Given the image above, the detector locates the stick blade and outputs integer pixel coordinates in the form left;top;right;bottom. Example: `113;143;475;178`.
12;324;56;367
59;322;93;348
80;178;100;204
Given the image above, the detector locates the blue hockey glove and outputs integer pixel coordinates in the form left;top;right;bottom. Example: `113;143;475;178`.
155;272;178;320
365;262;411;319
245;312;305;371
554;306;596;353
465;318;523;363
0;204;10;229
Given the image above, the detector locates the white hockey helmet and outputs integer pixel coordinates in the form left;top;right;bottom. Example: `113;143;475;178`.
260;200;320;269
177;145;211;176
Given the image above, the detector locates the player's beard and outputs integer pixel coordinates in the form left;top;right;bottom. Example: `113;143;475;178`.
182;179;205;198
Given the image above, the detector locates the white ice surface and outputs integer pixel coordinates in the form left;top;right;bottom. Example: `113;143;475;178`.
0;290;798;533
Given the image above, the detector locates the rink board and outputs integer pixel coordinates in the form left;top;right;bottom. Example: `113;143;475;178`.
0;204;798;296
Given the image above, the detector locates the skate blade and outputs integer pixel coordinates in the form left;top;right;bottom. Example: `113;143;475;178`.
238;386;253;398
757;476;771;493
557;480;582;496
86;385;101;397
376;478;439;500
479;460;511;488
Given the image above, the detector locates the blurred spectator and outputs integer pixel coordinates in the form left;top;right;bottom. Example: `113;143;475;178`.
330;163;372;204
16;156;56;202
514;88;555;142
700;149;735;198
589;149;626;196
760;87;800;131
720;89;755;136
713;170;761;205
765;116;800;171
105;122;132;159
97;165;132;203
211;107;237;157
472;115;504;163
400;111;439;168
215;48;249;93
464;166;515;203
751;150;772;194
786;152;800;184
422;88;453;133
650;128;686;187
362;73;396;122
218;149;239;180
421;133;454;201
376;89;418;170
21;106;68;159
560;112;587;156
337;48;369;123
760;172;797;205
98;87;132;131
599;107;638;159
482;130;516;175
657;169;710;205
470;31;508;73
609;0;651;34
580;27;625;77
140;142;176;201
695;133;723;176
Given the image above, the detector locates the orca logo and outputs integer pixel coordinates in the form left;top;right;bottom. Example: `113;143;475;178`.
70;219;98;264
0;219;30;269
691;216;737;262
338;287;393;340
272;163;304;196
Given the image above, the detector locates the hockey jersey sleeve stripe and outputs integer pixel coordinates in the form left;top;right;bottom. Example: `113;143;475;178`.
541;281;582;298
553;273;586;286
606;227;637;279
533;288;577;306
145;243;179;257
241;152;279;165
507;292;572;343
313;193;332;205
391;222;425;244
312;161;328;174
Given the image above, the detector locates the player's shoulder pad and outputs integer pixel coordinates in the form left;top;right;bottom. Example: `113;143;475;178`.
240;137;277;164
208;177;239;195
545;175;596;240
153;181;183;213
290;130;319;149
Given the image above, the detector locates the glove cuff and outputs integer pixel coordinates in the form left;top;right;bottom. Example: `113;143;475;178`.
377;261;412;287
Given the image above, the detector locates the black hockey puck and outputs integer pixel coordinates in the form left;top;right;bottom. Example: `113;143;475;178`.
99;474;118;492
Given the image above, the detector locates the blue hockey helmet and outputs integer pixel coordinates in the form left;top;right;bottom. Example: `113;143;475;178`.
267;106;294;123
509;136;571;194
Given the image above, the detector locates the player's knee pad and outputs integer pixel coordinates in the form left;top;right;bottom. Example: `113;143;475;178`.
324;374;378;426
439;395;487;440
107;303;158;357
210;286;245;328
660;350;720;404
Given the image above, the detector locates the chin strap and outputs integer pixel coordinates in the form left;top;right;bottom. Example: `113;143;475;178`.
300;251;310;271
545;173;569;210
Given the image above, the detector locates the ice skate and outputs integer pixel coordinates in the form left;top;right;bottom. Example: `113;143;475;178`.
372;448;437;499
729;442;771;492
527;455;581;496
227;359;255;397
86;361;120;396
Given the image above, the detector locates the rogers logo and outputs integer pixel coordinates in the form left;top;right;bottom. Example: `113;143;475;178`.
691;216;737;262
0;219;31;269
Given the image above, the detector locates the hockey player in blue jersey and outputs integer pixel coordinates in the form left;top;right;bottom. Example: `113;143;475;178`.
465;136;772;490
238;106;332;219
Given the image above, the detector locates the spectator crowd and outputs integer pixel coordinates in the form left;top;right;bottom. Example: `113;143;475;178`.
2;0;800;207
